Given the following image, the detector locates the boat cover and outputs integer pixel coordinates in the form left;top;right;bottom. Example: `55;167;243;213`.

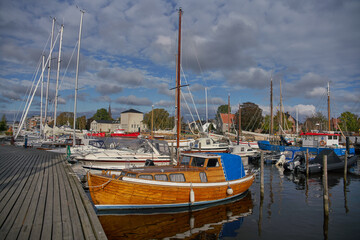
217;153;245;181
312;149;341;164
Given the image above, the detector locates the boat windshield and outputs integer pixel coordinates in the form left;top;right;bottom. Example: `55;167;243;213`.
180;155;191;166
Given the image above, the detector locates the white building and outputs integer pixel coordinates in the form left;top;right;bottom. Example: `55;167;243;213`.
120;109;144;132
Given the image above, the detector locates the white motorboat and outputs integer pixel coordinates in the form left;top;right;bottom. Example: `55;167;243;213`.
76;139;172;170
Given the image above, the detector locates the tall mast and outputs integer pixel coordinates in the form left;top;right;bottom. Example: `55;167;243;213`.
237;103;241;145
228;93;230;133
270;76;273;135
53;24;64;139
279;79;283;133
73;10;84;146
176;8;182;153
44;17;55;129
40;55;45;136
205;87;208;133
327;82;331;131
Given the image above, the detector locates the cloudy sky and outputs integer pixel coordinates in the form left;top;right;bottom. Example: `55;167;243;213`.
1;0;359;124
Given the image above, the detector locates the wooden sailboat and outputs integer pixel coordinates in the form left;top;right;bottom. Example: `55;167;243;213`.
87;8;255;210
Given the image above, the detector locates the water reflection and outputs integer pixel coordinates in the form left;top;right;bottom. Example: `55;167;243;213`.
97;192;253;240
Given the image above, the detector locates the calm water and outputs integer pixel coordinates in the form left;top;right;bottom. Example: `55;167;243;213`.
83;137;360;239
88;156;360;240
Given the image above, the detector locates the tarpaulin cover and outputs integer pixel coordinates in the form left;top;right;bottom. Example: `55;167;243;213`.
217;153;245;181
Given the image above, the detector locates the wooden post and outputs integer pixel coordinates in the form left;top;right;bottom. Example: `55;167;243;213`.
344;151;348;181
323;155;329;218
306;149;309;177
260;151;264;199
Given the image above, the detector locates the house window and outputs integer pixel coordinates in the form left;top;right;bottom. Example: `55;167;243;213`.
169;173;185;182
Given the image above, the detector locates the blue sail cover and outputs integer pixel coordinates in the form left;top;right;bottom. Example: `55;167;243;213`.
217;153;245;181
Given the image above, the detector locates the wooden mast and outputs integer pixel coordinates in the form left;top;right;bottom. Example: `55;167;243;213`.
237;103;241;145
279;79;283;133
228;93;230;133
270;76;273;136
327;82;331;131
176;8;182;155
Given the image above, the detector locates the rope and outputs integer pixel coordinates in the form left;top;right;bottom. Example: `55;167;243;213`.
87;179;112;189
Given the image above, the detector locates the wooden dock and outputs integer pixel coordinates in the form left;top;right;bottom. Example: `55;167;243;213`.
0;145;107;240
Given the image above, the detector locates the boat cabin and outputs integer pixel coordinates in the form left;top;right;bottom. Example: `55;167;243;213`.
300;132;340;148
116;153;245;184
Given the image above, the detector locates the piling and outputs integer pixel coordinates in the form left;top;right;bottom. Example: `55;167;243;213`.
344;151;348;181
323;155;329;217
306;149;309;177
260;151;264;199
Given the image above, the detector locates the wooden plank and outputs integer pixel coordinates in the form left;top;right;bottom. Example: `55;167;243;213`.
0;154;37;227
29;151;50;239
65;163;107;240
52;155;63;240
55;156;73;240
41;152;55;240
17;151;47;239
4;153;43;239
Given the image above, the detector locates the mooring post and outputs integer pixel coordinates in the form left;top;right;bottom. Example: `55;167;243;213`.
344;150;348;181
306;148;309;177
260;151;264;199
323;155;329;217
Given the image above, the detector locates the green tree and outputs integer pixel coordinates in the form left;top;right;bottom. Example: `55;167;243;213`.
56;112;74;127
76;115;87;130
303;112;327;132
234;102;263;132
339;111;359;132
143;108;174;130
0;114;7;131
92;108;112;121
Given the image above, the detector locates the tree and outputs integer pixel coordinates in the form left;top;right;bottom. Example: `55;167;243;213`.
338;111;359;132
56;112;74;127
303;112;327;132
143;108;174;130
76;116;87;130
0;114;7;131
92;108;112;121
234;102;263;132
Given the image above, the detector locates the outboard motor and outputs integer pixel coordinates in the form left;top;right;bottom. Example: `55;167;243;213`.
145;159;155;166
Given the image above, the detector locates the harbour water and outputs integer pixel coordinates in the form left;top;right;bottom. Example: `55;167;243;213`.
86;157;360;239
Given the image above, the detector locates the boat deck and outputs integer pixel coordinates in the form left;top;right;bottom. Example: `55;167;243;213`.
0;145;107;240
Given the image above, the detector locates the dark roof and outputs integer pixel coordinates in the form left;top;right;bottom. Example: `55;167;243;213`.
93;120;114;124
121;109;143;114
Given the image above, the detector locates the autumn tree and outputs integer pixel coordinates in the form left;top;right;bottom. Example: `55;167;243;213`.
56;112;74;127
0;114;7;131
234;102;263;132
143;108;174;130
76;115;87;130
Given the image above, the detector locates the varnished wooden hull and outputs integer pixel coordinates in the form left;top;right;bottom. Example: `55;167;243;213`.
87;172;254;209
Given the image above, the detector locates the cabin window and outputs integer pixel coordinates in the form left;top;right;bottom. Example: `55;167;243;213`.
169;173;185;182
126;173;136;178
199;172;207;182
191;157;206;167
139;175;153;180
180;156;191;166
206;139;211;145
334;136;337;140
155;174;168;181
207;158;220;167
241;147;245;151
121;171;126;176
328;136;333;140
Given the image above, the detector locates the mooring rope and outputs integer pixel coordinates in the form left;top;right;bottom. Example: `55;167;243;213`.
87;179;112;189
